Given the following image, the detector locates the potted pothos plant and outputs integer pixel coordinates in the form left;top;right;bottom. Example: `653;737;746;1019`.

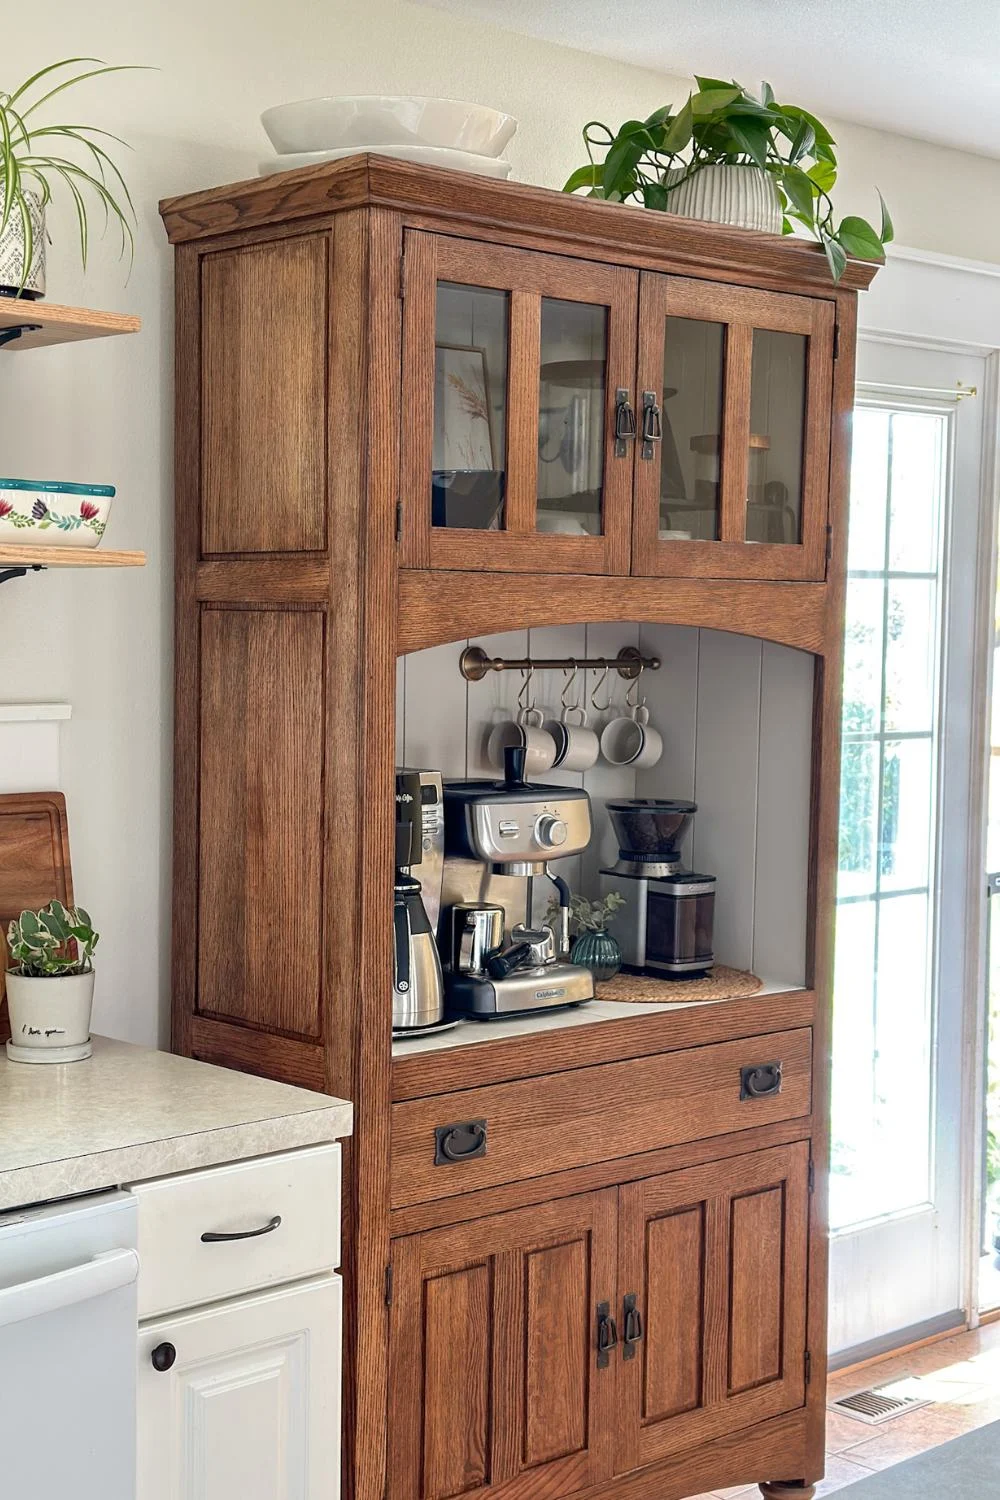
5;899;99;1062
564;78;892;281
0;57;141;299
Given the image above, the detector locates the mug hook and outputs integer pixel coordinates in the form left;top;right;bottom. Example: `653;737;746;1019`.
590;661;612;713
626;663;645;711
560;661;580;711
517;666;534;713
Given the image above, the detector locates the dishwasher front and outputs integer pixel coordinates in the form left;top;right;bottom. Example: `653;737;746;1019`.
0;1190;139;1500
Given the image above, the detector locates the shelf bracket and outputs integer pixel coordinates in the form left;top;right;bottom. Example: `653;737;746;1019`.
0;564;45;587
0;324;42;350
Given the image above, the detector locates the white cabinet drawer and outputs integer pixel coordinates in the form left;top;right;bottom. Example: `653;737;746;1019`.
130;1143;340;1319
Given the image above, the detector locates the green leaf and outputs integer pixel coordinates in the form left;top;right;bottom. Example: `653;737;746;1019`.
691;86;742;117
563;162;604;194
824;236;848;282
789;118;816;164
727;117;769;167
837;214;885;259
661;100;693;153
642;181;668;211
643;105;673;130
760;80;775;107
780;165;817;222
807;159;837;193
693;75;733;92
877;188;894;245
780;104;836;149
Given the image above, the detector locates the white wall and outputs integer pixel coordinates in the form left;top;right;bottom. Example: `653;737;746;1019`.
5;0;1000;1044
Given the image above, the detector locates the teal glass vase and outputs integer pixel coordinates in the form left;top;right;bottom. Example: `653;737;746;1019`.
570;929;622;982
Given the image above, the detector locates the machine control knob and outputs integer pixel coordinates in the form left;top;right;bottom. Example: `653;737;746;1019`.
535;814;568;849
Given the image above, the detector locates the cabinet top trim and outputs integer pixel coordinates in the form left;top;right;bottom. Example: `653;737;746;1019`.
159;153;879;292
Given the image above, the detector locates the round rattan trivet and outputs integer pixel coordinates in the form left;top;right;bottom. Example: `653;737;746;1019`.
596;966;763;1003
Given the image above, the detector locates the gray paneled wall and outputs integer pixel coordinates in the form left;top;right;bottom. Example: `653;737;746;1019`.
396;623;814;988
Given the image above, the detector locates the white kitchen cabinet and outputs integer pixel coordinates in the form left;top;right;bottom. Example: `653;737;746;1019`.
137;1273;342;1500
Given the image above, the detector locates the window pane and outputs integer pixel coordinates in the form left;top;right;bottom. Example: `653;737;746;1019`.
537;299;606;537
844;578;884;734
660;316;724;541
879;738;933;892
885;580;937;733
432;282;508;530
839;740;879;899
888;411;946;573
831;899;876;1227
747;329;806;545
848;409;890;572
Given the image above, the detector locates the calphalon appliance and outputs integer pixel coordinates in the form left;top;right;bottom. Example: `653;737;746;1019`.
600;799;716;978
440;746;595;1017
392;769;445;1033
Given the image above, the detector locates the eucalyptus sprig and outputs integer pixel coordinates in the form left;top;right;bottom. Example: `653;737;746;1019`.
0;57;145;291
564;78;892;282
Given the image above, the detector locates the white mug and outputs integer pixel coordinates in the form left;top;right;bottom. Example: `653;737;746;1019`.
545;704;600;772
488;706;557;775
600;705;663;769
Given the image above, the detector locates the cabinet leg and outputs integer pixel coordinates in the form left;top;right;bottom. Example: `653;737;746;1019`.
759;1486;817;1499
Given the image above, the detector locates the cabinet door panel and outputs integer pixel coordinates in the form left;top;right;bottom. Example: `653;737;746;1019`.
633;273;833;579
388;1191;617;1500
400;231;636;575
618;1142;809;1471
137;1275;341;1500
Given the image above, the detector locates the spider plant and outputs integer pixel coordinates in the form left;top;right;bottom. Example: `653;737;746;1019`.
564;78;892;282
0;57;143;292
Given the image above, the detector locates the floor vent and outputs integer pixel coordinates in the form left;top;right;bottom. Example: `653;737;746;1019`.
829;1382;932;1426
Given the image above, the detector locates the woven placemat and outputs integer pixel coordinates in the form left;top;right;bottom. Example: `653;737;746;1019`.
597;965;763;1003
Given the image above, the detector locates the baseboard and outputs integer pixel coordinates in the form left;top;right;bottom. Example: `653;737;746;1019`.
829;1310;966;1374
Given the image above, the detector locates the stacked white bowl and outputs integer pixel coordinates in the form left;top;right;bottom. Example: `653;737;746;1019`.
259;95;517;179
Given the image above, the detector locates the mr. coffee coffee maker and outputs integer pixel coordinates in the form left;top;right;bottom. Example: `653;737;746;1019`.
393;747;597;1028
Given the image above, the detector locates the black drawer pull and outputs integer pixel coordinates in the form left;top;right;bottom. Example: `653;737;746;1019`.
740;1062;783;1100
596;1301;618;1368
151;1341;176;1372
434;1119;487;1165
614;388;636;456
622;1292;644;1359
201;1214;282;1243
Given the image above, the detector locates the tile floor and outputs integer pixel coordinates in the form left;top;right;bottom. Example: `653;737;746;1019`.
687;1319;1000;1498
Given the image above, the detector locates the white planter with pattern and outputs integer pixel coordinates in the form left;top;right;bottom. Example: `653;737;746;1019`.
0;190;46;298
664;165;782;235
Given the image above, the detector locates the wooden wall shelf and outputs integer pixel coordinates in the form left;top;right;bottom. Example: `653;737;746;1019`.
0;300;140;350
0;545;145;569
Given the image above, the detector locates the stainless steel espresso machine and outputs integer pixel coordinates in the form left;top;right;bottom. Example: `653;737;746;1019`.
439;746;596;1018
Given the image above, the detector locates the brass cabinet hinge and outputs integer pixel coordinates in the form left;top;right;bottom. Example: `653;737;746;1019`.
385;1263;393;1308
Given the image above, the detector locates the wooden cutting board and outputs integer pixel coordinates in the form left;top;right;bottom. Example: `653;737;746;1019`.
0;792;74;1040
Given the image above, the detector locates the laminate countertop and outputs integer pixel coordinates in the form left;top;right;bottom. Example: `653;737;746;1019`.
0;1035;352;1211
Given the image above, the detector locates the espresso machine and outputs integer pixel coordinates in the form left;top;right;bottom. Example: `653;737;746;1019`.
439;746;596;1017
392;769;446;1034
600;799;716;978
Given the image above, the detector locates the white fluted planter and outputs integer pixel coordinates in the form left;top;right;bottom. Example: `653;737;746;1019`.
664;165;782;234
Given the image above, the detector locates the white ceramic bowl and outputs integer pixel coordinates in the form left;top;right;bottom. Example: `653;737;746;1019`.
259;145;513;180
261;95;517;157
0;478;114;548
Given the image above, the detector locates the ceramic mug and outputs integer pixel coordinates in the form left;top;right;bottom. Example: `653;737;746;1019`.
600;705;663;769
488;706;557;775
545;704;600;772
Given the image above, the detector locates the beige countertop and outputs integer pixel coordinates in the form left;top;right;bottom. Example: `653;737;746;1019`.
0;1036;352;1211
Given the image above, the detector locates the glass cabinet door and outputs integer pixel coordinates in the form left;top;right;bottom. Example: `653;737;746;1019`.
400;232;637;574
632;274;835;579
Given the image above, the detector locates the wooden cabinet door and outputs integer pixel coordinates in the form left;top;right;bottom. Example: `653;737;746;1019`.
616;1142;810;1473
137;1275;342;1500
400;231;637;575
632;273;834;579
388;1190;618;1500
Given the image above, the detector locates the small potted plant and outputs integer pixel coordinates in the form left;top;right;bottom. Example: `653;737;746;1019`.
0;57;141;298
5;899;99;1062
546;890;626;981
564;78;891;282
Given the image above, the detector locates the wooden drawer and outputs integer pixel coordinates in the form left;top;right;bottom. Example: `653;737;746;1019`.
391;1029;810;1208
129;1143;341;1319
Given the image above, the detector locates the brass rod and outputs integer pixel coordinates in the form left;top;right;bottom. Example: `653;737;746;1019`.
460;644;660;683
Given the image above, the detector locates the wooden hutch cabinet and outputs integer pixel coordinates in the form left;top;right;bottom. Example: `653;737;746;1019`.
161;154;877;1500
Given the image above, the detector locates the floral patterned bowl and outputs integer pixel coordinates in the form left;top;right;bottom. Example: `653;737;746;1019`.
0;478;114;548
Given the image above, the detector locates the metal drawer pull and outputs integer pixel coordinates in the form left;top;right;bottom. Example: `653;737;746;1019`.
614;388;636;456
434;1119;488;1165
622;1292;644;1359
151;1341;176;1372
200;1214;282;1243
596;1301;618;1368
640;391;662;459
740;1062;783;1100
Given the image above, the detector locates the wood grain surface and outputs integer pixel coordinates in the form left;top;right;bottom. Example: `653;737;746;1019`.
0;792;74;1039
0;298;139;348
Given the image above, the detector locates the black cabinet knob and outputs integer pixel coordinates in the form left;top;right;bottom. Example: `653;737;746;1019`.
151;1341;177;1372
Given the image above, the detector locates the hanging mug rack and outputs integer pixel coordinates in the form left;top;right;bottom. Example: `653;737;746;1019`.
459;644;660;682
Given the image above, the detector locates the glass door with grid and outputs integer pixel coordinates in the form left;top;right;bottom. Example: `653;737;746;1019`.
828;339;986;1357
